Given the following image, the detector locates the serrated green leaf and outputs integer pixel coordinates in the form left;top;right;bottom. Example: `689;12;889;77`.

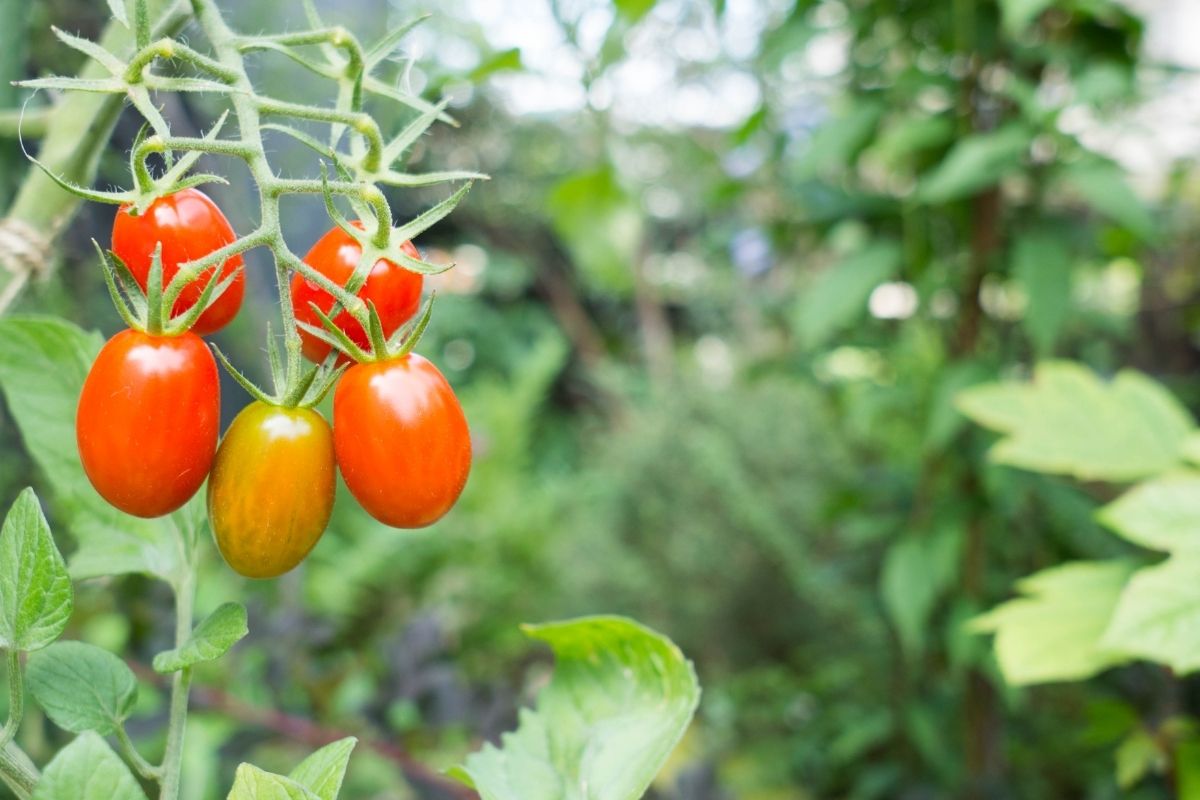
1099;473;1200;553
153;602;247;674
917;125;1029;204
0;489;72;652
227;764;321;800
1103;555;1200;673
971;560;1136;685
1012;230;1071;355
957;361;1193;482
26;641;137;734
0;317;183;582
451;616;699;800
32;731;149;800
288;738;356;800
794;241;901;349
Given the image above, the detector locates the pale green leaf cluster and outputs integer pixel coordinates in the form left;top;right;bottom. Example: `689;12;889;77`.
450;615;701;800
957;361;1192;481
227;738;356;800
962;362;1200;681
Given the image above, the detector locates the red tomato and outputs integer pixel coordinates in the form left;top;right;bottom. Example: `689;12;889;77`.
333;353;470;527
291;223;423;363
76;329;219;518
208;402;336;579
111;188;245;336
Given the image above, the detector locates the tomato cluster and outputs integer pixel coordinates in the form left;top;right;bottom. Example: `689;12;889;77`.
76;190;472;579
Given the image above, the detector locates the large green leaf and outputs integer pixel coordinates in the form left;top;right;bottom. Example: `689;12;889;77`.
31;731;149;800
1103;555;1200;673
449;616;700;800
1012;230;1071;355
0;316;183;582
1099;473;1200;553
0;488;72;652
153;602;248;674
917;125;1030;204
880;527;960;659
971;560;1136;685
957;361;1193;482
26;641;137;734
547;168;641;295
794;241;901;349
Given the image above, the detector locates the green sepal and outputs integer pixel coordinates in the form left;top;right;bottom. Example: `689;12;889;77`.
143;244;166;336
302;303;370;363
211;344;274;405
364;15;430;70
377;169;489;188
92;241;145;331
163;260;241;336
391;181;473;246
394;293;434;357
381;96;451;167
50;26;125;74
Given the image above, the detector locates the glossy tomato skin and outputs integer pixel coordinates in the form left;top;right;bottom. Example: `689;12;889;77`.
111;188;245;336
333;354;470;528
76;329;219;518
207;402;335;579
291;224;423;363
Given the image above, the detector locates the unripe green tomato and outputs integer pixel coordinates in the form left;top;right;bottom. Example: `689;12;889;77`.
207;401;335;578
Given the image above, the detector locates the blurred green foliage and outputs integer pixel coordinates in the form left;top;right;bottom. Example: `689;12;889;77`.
4;0;1200;797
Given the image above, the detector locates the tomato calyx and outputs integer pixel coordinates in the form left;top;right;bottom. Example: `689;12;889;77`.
212;322;347;410
95;237;241;338
299;289;436;366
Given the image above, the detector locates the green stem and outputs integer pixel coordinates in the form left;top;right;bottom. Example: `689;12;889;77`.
117;726;162;782
191;0;306;398
0;741;38;799
157;564;195;800
0;0;189;309
0;651;22;750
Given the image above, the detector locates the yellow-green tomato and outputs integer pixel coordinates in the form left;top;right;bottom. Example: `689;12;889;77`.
207;401;335;578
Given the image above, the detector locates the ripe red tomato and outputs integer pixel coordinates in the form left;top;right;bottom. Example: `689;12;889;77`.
291;223;423;363
111;188;245;336
76;329;219;518
333;353;470;528
207;402;336;578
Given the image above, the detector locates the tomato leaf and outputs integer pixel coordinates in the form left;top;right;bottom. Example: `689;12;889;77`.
288;738;357;800
26;641;137;734
31;731;149;800
227;764;322;800
449;616;700;800
0;316;186;582
956;361;1193;482
153;602;248;674
1012;230;1072;356
0;488;72;652
971;560;1136;685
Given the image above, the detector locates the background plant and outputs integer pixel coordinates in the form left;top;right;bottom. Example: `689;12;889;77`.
3;0;1200;798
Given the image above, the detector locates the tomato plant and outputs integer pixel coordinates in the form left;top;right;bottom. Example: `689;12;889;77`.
76;328;219;518
291;223;423;364
334;353;471;528
207;401;336;579
111;188;245;336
